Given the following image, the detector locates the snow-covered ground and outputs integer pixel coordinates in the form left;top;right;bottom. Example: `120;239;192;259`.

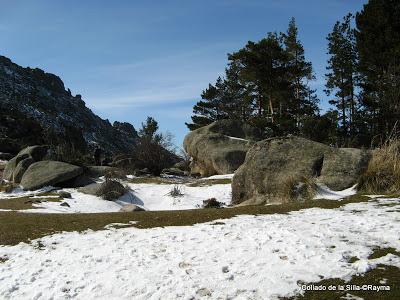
0;198;399;299
0;175;371;213
0;179;232;213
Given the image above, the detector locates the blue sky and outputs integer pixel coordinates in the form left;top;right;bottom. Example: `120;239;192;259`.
0;0;367;147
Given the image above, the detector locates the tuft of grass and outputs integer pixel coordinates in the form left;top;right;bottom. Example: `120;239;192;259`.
166;185;184;197
358;138;400;194
347;256;360;263
281;175;318;202
0;195;375;246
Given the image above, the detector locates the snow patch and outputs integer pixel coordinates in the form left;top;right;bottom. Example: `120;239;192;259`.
202;173;234;180
0;198;398;299
314;184;357;200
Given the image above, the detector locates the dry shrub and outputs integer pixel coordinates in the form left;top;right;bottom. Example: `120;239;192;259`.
281;175;318;202
202;198;223;208
358;138;400;193
96;179;128;201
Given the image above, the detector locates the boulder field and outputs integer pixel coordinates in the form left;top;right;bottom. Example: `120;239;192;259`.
184;122;372;206
2;145;126;191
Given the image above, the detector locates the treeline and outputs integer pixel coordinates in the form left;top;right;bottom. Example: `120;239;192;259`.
186;0;400;147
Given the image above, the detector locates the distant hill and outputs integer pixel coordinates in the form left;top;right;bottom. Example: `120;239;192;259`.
0;56;137;155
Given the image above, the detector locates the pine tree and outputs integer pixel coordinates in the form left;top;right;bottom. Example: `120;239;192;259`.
325;14;358;141
185;78;225;130
282;17;319;133
356;0;400;138
228;33;289;127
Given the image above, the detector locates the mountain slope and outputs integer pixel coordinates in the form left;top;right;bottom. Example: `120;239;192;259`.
0;56;137;155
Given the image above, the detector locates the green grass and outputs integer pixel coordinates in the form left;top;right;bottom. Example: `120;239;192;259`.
0;194;374;246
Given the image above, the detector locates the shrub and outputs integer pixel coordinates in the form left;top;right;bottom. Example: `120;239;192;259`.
281;175;318;202
358;138;400;193
202;198;223;208
96;179;128;201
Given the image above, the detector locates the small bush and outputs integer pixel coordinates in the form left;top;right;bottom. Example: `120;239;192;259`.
358;138;400;193
281;175;317;202
167;185;184;197
96;179;128;201
202;198;223;208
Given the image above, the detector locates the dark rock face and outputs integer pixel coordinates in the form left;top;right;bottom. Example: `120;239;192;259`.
0;55;138;155
183;120;265;177
232;136;371;206
21;161;83;190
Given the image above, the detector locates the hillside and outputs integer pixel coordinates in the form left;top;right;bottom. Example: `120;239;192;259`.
0;56;137;155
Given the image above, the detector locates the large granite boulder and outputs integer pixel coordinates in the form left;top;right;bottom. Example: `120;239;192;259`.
13;157;35;183
232;136;371;205
21;161;83;190
183;120;265;177
3;145;48;181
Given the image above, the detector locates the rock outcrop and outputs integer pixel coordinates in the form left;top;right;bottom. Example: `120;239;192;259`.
21;161;83;190
0;55;138;155
232;136;371;205
183;120;265;177
3;145;48;182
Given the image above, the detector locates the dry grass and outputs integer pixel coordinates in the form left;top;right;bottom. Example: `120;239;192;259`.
0;193;373;246
281;175;318;202
127;176;183;185
187;178;232;187
0;196;62;210
358;138;400;193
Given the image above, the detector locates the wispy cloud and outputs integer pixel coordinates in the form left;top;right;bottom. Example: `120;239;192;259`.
88;84;199;109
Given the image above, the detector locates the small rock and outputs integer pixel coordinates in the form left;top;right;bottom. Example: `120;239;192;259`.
58;191;72;198
60;202;70;207
196;288;212;297
119;204;145;212
222;266;229;273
